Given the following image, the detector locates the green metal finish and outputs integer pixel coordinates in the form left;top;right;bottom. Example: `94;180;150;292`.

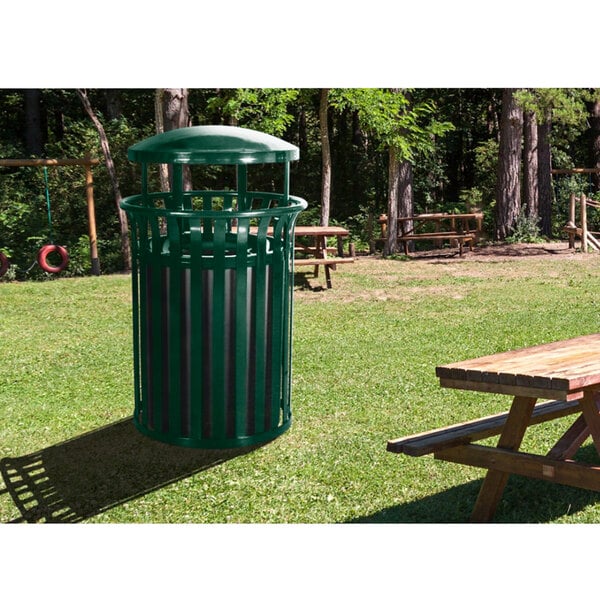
128;125;300;165
121;126;306;448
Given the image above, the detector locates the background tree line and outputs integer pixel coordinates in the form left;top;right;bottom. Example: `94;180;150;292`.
1;88;599;278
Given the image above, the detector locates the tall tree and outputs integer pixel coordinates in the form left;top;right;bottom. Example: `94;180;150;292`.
495;88;523;240
24;89;43;155
104;90;122;120
77;89;131;271
537;119;552;236
398;161;413;219
386;147;402;254
154;89;170;191
330;88;453;254
162;88;191;131
319;88;332;226
160;88;192;191
516;89;590;237
523;110;539;220
589;96;600;192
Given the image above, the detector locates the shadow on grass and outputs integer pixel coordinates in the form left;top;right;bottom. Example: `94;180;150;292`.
351;446;600;524
0;417;262;523
294;270;326;292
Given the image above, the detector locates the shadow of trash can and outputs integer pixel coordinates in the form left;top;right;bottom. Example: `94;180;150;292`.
120;125;307;448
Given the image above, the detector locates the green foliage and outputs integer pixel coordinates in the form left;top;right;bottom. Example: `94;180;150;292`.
1;88;600;279
206;88;300;136
458;187;484;211
330;88;454;162
473;138;499;204
505;212;545;243
515;89;592;167
0;165;48;274
62;235;91;277
515;88;589;128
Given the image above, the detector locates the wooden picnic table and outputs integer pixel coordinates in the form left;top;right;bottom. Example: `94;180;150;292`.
387;334;600;522
377;212;483;256
237;224;353;288
292;225;354;289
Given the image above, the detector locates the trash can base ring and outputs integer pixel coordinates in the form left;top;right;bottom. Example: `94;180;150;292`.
132;416;291;449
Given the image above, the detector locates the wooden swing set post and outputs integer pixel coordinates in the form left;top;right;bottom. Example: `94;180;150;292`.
0;156;101;275
553;167;600;254
568;193;576;248
581;193;588;253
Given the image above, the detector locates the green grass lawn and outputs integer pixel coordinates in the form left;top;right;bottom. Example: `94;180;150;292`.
2;243;600;524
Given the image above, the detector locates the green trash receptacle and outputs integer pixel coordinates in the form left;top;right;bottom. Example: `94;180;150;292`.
120;125;307;448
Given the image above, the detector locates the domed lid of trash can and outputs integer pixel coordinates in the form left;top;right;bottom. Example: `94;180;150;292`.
128;125;299;165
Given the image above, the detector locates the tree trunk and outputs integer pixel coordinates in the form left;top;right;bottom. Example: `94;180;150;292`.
495;88;523;240
398;161;413;218
537;118;553;237
104;90;122;120
589;99;600;192
319;88;332;227
398;160;414;252
384;88;413;256
161;88;192;191
77;89;131;272
163;88;190;130
24;89;43;155
523;110;539;220
154;89;171;193
384;147;401;256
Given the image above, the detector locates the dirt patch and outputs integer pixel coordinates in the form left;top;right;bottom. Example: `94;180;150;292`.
293;241;598;300
389;241;583;262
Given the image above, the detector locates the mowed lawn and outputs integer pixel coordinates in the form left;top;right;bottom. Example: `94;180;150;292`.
1;243;600;524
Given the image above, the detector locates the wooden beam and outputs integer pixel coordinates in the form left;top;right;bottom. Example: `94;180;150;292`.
551;168;600;175
467;396;537;523
437;443;600;493
0;157;100;167
546;414;589;461
388;399;581;457
84;156;100;275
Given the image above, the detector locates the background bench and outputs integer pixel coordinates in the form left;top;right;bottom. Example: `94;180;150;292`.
377;212;483;256
293;225;354;288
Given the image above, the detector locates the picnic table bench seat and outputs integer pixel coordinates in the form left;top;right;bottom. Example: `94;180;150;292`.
387;399;581;457
377;212;483;257
294;257;355;266
292;225;354;288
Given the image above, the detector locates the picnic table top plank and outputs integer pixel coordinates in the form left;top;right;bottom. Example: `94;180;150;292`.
436;333;600;395
293;226;349;237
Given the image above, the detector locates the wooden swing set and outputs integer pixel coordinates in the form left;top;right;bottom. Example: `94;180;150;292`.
0;154;101;276
553;167;600;253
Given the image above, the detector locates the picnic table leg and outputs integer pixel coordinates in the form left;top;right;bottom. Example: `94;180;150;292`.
325;264;333;289
469;396;537;523
546;414;590;460
578;389;600;454
313;235;321;277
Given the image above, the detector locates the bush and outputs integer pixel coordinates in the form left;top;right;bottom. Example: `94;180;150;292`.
506;212;545;244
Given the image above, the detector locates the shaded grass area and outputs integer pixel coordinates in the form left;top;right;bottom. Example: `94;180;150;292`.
1;245;600;523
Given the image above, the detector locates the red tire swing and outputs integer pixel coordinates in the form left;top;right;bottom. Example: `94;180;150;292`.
37;244;69;274
0;251;9;277
38;167;69;274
